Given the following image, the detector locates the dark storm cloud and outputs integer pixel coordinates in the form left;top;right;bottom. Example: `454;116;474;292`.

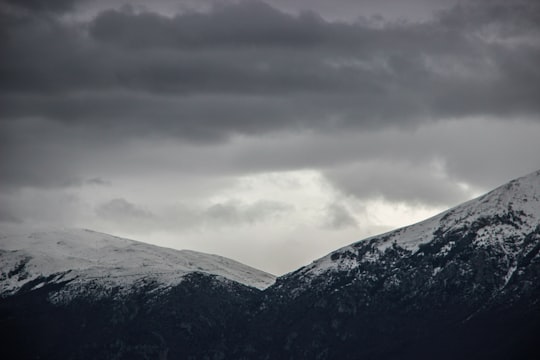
1;0;79;13
437;1;540;37
2;1;539;107
90;2;323;48
1;0;540;191
0;117;110;188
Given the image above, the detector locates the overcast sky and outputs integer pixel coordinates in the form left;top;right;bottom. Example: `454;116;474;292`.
1;0;540;275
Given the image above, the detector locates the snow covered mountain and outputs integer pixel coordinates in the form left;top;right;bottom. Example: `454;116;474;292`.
284;168;540;290
1;170;539;359
0;226;275;298
0;227;276;359
245;169;540;359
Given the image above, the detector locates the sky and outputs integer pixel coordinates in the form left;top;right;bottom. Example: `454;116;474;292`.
1;0;540;275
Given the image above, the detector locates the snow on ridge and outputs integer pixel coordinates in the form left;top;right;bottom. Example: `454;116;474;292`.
298;169;540;279
0;226;276;295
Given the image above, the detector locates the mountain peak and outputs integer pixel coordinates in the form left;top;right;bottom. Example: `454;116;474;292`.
256;170;540;360
289;169;540;284
0;226;276;297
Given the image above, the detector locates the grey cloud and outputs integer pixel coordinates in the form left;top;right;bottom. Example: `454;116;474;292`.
96;198;155;221
94;198;159;234
86;177;111;186
1;0;539;121
1;0;80;13
0;117;121;188
437;1;540;38
324;161;475;207
0;13;104;93
0;190;84;224
90;2;324;49
323;203;357;230
3;111;540;196
94;198;293;232
203;200;293;226
0;207;22;223
1;0;540;192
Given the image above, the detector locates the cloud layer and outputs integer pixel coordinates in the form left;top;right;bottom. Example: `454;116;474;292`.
2;1;540;130
2;0;539;188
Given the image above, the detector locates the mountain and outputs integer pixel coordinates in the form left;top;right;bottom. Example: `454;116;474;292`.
278;168;540;293
1;170;540;359
0;226;275;296
0;227;274;359
242;169;540;359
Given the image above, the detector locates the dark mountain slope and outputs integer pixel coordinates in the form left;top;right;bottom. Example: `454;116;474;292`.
1;272;262;359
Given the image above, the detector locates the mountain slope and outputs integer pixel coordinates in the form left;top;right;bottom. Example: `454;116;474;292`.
241;170;540;359
288;169;540;288
0;227;274;359
0;226;276;297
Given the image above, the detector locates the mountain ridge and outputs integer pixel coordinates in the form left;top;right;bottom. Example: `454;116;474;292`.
277;169;540;290
0;226;276;297
245;170;540;359
1;169;539;359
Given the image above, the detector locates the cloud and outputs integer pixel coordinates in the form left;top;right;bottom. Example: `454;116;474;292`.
0;189;85;225
324;160;475;207
96;198;155;221
0;207;22;223
1;0;80;13
202;200;293;226
323;202;358;230
94;197;293;232
1;0;540;217
437;1;540;40
0;117;119;188
1;0;539;138
89;2;324;49
85;177;111;186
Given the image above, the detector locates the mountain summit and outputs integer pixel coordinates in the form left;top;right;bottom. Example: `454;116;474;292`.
1;170;539;359
283;168;540;291
0;227;275;359
0;226;275;295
